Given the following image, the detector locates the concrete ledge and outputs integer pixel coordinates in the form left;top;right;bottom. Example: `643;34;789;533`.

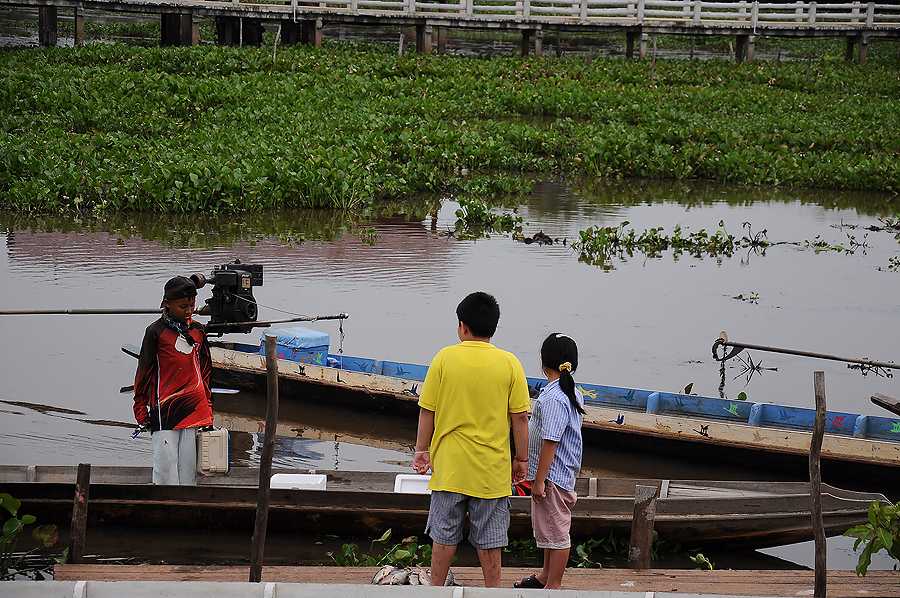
2;581;786;598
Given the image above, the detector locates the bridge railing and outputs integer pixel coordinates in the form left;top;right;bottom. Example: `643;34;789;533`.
261;0;900;27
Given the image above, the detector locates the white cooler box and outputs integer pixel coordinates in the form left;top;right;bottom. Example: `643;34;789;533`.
197;428;230;475
271;473;328;491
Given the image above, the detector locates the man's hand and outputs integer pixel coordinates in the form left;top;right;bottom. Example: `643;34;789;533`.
532;478;546;500
512;458;528;484
412;450;432;474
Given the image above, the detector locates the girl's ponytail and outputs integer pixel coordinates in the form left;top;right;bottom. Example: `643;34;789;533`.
541;334;586;415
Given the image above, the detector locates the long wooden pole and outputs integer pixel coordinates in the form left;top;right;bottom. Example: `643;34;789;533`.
810;371;827;598
249;335;279;582
68;463;91;564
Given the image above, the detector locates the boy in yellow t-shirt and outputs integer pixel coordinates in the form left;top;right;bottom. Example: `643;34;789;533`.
413;292;530;588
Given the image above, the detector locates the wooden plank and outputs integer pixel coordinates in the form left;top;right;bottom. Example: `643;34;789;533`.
52;565;900;596
872;393;900;417
580;404;900;467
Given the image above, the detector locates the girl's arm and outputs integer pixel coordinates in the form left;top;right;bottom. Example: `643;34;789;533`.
532;439;558;498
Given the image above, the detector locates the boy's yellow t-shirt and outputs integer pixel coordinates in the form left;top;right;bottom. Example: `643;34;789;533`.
418;341;531;499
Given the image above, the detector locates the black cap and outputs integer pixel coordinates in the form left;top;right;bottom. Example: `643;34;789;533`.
161;276;197;307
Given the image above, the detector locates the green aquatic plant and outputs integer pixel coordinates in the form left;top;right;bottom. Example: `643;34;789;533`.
327;529;431;568
845;501;900;576
0;493;61;580
1;44;899;214
689;552;715;570
453;197;523;239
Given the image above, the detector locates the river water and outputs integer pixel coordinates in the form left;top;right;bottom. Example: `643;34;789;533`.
1;179;898;569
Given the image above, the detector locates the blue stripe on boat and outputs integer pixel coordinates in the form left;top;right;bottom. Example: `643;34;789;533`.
226;344;900;443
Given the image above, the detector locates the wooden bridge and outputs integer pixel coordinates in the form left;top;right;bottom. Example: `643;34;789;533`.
5;0;900;62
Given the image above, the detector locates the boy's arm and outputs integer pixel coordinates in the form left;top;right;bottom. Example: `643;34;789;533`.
413;352;441;474
413;408;435;474
133;326;159;427
510;411;529;483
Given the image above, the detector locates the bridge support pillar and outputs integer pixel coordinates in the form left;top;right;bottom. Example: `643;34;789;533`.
281;21;302;45
73;7;85;46
301;19;323;47
160;13;194;46
534;29;543;57
215;17;240;46
625;30;638;59
845;36;856;61
735;34;754;63
856;34;868;64
521;29;532;57
242;20;264;46
416;24;433;54
436;26;447;53
38;6;57;47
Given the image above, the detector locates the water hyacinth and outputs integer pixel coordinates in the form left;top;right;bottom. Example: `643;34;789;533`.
1;43;898;214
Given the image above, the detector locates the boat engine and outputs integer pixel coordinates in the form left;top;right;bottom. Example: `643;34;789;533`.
191;261;263;334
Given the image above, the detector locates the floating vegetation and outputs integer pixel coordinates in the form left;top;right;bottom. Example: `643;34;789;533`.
877;256;900;273
573;220;772;268
1;44;899;214
328;529;432;568
732;292;760;304
803;233;869;254
453;197;522;239
847;362;894;378
573;219;880;269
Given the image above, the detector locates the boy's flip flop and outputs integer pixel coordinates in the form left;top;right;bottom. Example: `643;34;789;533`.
513;574;545;589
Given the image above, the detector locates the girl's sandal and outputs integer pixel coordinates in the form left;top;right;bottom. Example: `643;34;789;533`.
513;574;545;589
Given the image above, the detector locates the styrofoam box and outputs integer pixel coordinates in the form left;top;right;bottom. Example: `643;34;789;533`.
394;474;431;494
270;473;327;491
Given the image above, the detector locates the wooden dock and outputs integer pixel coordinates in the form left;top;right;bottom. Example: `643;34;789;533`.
54;565;900;597
3;0;899;62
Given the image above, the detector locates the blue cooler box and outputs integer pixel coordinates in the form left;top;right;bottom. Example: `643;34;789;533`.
260;327;331;366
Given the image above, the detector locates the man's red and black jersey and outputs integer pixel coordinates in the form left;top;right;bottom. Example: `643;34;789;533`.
133;318;213;432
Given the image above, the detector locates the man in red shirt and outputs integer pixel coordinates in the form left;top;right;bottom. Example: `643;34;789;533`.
133;276;213;485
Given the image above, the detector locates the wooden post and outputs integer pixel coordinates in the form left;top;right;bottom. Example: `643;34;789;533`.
436;26;448;52
810;372;827;598
161;13;193;46
628;484;658;569
73;7;85;46
534;29;543;57
808;1;816;26
302;19;323;47
625;30;638;58
845;36;856;61
281;21;302;45
857;33;868;64
68;463;91;564
249;335;280;583
242;19;264;46
38;6;57;47
521;29;532;56
416;23;433;54
639;32;648;59
735;34;753;63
